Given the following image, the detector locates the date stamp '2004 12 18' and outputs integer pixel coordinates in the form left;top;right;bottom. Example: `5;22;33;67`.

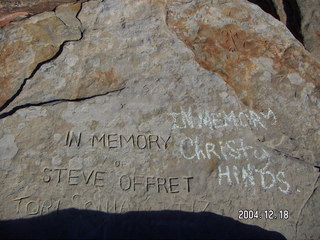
238;209;289;220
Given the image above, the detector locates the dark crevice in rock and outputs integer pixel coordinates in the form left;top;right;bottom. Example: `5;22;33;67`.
0;38;81;113
0;87;125;119
283;0;304;44
0;18;84;114
248;0;304;45
273;149;304;162
248;0;280;20
272;149;317;169
0;42;63;112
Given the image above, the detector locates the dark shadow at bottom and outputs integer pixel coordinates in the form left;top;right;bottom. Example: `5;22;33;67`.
0;209;286;240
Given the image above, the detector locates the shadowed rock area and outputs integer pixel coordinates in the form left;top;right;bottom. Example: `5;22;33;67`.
0;209;286;239
248;0;320;60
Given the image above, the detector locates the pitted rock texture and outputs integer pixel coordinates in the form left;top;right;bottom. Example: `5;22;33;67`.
0;0;319;239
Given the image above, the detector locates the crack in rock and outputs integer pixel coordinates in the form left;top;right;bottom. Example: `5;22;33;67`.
0;87;125;119
0;2;85;114
248;0;304;45
273;149;304;163
0;37;83;114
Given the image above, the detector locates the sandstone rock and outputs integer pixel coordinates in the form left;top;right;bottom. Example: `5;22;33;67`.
1;0;318;61
0;1;83;26
272;0;287;23
0;0;319;239
296;0;320;61
0;3;82;111
251;0;320;61
0;12;29;27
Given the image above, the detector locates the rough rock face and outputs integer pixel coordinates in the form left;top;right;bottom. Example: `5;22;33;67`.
296;0;320;61
0;0;84;26
251;0;320;61
0;0;319;239
0;2;82;109
2;0;319;61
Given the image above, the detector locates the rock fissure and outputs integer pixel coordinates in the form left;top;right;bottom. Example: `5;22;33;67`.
283;0;304;44
248;0;280;21
0;87;125;119
0;36;83;114
273;149;304;162
0;2;85;114
248;0;304;45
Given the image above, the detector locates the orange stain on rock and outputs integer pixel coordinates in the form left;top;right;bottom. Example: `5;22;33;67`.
281;46;320;87
75;69;123;98
0;40;26;107
0;12;29;27
0;75;13;105
168;14;278;109
167;3;320;110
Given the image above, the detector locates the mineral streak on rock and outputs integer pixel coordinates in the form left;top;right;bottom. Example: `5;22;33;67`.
0;12;29;27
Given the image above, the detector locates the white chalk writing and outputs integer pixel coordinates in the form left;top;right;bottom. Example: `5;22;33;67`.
179;136;291;194
218;163;290;194
168;107;276;130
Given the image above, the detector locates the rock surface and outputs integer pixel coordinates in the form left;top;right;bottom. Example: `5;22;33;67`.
0;0;319;239
296;0;320;61
0;2;82;110
1;0;319;61
0;1;85;26
252;0;320;61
